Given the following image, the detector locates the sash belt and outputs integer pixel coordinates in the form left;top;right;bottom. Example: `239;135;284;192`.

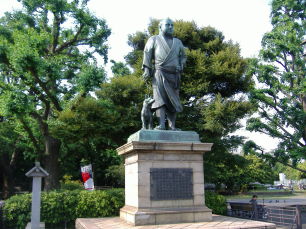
155;65;179;74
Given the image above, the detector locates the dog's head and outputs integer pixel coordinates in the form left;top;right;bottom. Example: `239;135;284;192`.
143;97;155;106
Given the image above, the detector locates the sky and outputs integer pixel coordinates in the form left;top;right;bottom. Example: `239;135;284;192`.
0;0;280;152
88;0;273;61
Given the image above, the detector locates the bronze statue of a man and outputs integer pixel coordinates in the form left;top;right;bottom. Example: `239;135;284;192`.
142;18;186;130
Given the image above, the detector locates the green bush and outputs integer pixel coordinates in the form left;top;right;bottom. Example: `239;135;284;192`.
205;191;227;215
2;193;32;229
3;189;124;229
4;188;227;228
105;164;125;187
75;189;124;217
60;175;84;190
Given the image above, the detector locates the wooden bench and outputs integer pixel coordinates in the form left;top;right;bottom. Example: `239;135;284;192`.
229;202;263;219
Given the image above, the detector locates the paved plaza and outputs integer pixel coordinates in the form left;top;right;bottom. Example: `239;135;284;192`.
76;215;276;229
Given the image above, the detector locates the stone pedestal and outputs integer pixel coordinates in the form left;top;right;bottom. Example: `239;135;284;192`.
116;130;213;226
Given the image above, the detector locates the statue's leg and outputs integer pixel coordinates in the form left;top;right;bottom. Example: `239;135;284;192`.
141;117;145;129
167;111;179;131
154;106;166;130
148;116;153;129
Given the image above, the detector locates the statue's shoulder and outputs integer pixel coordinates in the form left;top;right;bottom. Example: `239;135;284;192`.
174;37;183;45
146;35;158;45
148;35;158;41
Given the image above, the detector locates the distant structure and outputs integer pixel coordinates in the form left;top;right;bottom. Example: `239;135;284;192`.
274;173;306;189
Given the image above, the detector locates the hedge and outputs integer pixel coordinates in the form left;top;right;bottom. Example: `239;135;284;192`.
3;189;124;229
205;191;227;215
3;189;227;228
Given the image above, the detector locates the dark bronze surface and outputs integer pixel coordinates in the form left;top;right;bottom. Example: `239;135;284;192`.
150;168;193;200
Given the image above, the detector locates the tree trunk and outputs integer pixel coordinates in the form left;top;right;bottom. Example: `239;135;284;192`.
43;136;61;191
302;95;306;143
2;169;14;199
0;154;15;199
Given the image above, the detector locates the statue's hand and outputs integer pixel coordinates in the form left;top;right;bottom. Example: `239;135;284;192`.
142;67;151;79
176;65;183;72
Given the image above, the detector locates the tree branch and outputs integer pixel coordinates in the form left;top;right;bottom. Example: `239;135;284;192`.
55;24;85;53
43;101;50;120
19;74;49;106
268;93;300;130
30;111;48;137
52;13;61;53
259;107;293;137
18;116;41;154
260;107;304;147
29;68;62;111
276;60;289;72
9;142;21;168
275;158;306;173
251;149;306;173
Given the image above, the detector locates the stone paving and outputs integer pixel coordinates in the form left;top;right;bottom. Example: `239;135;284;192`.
76;215;276;229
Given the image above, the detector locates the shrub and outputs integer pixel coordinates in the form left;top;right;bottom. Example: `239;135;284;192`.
60;175;84;190
3;189;124;229
105;164;125;187
205;191;227;215
2;193;31;229
4;188;227;228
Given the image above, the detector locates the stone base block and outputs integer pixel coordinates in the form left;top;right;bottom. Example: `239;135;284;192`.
26;222;45;229
127;130;201;143
120;205;212;226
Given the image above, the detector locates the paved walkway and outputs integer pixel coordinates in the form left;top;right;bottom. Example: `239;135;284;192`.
76;215;276;229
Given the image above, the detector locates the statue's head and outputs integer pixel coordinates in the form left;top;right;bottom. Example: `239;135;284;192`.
159;18;174;36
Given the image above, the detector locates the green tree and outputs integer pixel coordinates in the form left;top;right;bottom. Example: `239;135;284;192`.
0;118;24;198
244;0;306;172
274;161;306;180
0;0;110;190
96;74;146;145
211;153;276;192
0;113;38;198
243;154;276;185
50;96;124;186
110;60;131;77
123;19;254;191
48;63;145;187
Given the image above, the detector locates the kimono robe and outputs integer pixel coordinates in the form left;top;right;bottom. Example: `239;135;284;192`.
143;35;186;113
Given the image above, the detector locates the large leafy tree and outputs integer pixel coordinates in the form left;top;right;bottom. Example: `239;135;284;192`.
122;19;254;190
243;154;276;185
244;0;306;172
50;96;124;187
45;58;145;187
212;154;276;192
0;0;110;190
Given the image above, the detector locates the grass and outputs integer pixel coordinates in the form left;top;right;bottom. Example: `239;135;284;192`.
249;189;292;192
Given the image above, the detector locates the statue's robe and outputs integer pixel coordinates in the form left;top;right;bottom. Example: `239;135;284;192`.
143;35;186;113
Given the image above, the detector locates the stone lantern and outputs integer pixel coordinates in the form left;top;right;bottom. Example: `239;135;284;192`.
25;162;49;229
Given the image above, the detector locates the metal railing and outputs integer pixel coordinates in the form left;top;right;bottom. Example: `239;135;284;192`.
227;202;304;229
264;206;297;228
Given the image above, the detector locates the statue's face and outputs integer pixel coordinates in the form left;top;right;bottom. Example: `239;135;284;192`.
160;19;174;36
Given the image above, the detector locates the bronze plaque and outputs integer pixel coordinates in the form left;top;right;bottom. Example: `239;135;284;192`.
150;168;193;200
